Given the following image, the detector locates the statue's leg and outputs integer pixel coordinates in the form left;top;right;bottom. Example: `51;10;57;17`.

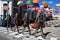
22;24;26;34
40;26;44;37
16;25;20;33
40;22;44;38
27;24;31;35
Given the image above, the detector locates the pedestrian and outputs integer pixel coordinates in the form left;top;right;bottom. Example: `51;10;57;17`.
2;4;8;27
22;11;31;35
34;10;46;37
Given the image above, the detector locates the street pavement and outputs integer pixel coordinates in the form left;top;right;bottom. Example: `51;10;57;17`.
0;26;60;40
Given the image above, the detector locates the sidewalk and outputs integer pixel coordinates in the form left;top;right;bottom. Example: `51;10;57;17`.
43;27;60;40
0;27;60;40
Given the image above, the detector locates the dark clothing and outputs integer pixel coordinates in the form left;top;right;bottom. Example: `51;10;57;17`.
2;10;7;27
16;13;24;26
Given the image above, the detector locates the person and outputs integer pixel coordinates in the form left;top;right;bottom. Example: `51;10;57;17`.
34;10;46;37
22;11;31;35
2;4;8;27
